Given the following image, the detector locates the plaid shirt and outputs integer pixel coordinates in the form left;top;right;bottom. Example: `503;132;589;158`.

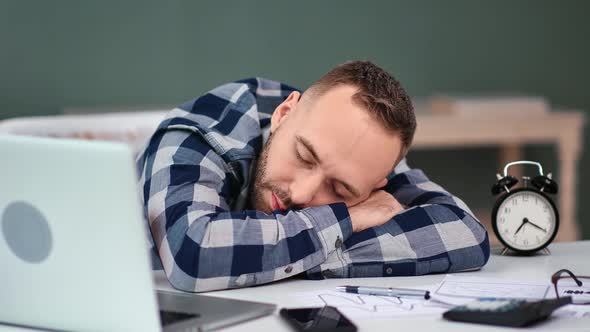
137;78;490;292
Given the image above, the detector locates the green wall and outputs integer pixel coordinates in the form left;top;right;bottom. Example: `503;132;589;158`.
2;1;589;239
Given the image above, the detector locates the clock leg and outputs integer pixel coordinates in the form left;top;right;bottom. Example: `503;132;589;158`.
500;247;551;256
500;247;510;256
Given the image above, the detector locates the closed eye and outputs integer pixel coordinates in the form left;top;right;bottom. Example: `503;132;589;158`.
295;139;358;199
295;145;314;167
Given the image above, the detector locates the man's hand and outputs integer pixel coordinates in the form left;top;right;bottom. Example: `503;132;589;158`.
348;190;404;233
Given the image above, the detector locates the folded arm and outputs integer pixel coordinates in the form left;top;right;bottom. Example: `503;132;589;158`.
304;159;490;279
137;129;353;292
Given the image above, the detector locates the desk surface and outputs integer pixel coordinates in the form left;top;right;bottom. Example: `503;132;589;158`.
167;241;590;332
2;241;589;332
152;241;589;332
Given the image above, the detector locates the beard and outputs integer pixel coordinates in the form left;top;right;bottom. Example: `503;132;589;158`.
248;130;292;213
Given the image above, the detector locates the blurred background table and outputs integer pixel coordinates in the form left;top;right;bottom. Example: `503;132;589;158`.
0;109;585;243
413;111;585;243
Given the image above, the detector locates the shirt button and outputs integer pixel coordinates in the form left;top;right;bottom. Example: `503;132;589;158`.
284;265;293;273
335;236;342;249
385;267;393;275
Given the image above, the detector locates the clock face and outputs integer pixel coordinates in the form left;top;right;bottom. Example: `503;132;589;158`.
494;190;558;252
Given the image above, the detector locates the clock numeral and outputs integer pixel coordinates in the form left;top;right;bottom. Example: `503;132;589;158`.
512;199;518;206
523;195;528;202
523;239;529;246
500;217;505;224
504;207;511;214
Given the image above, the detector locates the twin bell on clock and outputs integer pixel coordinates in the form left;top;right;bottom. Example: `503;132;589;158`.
491;161;559;255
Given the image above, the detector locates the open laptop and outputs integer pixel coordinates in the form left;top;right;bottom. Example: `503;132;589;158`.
0;135;276;332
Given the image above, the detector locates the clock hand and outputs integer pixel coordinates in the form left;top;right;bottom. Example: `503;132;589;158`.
526;220;547;233
514;219;527;235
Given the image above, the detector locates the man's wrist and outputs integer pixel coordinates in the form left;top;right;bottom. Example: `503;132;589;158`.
302;202;352;249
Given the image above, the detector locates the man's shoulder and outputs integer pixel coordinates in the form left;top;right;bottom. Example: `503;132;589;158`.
179;77;299;119
152;78;299;160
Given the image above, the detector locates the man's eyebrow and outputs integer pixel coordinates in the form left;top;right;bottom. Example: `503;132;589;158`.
338;180;361;198
296;135;321;163
295;135;361;198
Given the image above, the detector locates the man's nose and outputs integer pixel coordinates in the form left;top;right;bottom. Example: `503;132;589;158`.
289;171;324;207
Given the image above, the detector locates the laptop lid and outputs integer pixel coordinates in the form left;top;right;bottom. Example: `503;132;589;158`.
0;135;161;332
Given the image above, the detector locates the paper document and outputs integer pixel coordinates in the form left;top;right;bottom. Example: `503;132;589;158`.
292;275;587;321
554;305;590;319
294;286;446;320
430;275;551;306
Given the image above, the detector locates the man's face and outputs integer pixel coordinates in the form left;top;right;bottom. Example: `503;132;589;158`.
250;85;403;214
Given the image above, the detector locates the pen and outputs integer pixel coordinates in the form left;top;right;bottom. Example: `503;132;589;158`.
336;285;431;300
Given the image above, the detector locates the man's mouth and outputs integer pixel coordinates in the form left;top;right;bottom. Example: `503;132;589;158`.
271;192;286;210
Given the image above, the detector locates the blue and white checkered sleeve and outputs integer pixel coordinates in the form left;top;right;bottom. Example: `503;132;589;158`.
137;129;352;292
305;158;490;279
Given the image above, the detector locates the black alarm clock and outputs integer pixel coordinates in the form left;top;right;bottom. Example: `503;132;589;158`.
491;161;559;255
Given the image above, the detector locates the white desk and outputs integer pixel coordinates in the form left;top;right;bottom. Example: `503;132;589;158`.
0;242;588;331
151;241;587;332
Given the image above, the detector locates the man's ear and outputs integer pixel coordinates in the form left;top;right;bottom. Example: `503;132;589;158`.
270;91;301;133
375;178;388;189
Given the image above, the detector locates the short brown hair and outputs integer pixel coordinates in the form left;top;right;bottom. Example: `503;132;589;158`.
304;60;416;160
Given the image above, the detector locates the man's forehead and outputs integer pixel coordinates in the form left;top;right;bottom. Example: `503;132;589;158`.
295;103;402;190
301;88;400;156
301;87;373;143
303;85;361;117
297;127;400;171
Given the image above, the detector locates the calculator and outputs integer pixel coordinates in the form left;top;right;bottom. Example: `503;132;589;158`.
442;297;572;327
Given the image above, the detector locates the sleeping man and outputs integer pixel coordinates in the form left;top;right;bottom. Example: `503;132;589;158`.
136;61;490;292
